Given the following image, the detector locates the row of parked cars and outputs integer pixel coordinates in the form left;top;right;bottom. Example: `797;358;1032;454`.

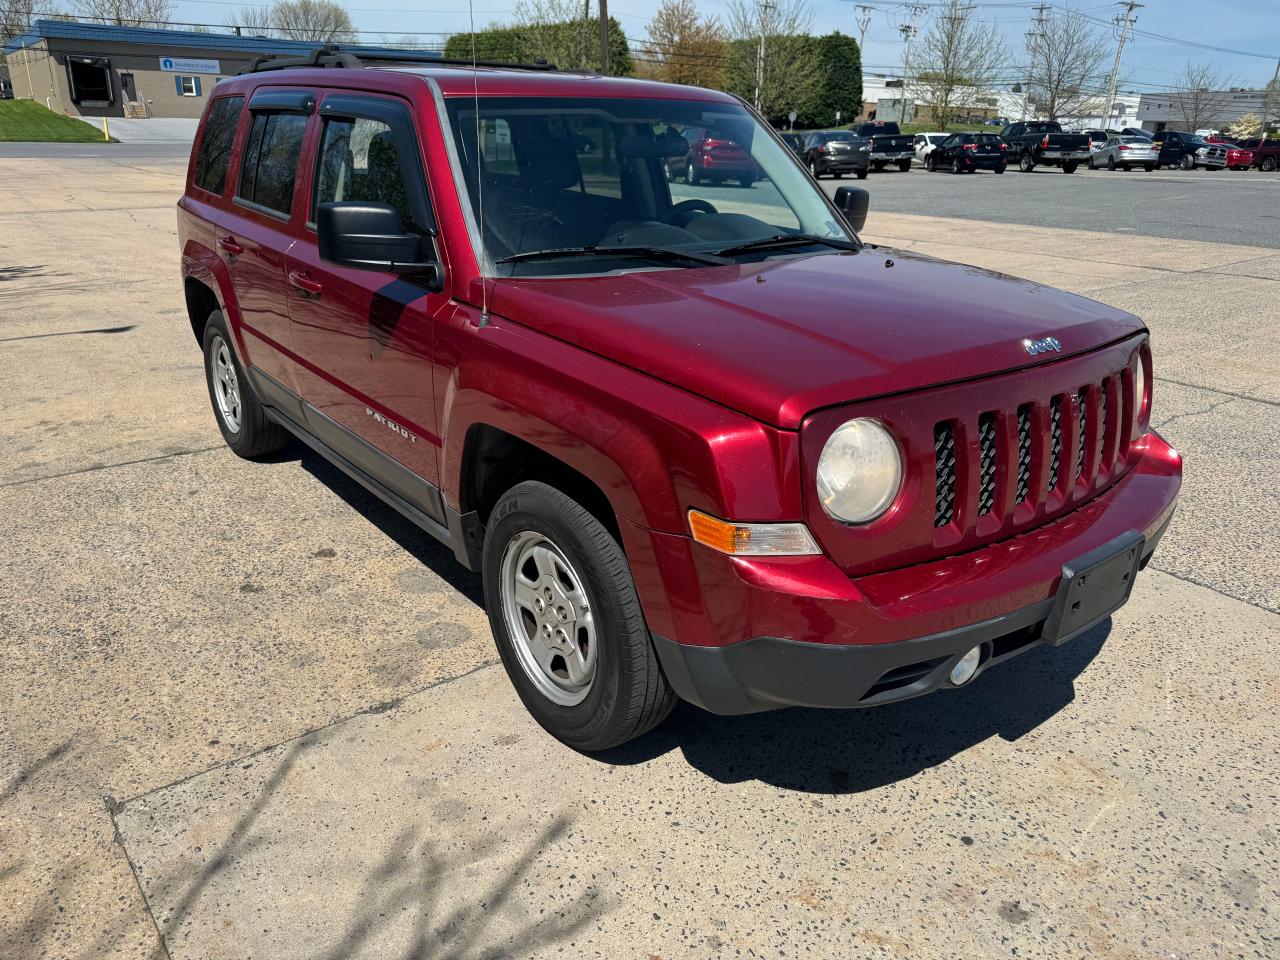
769;120;1279;180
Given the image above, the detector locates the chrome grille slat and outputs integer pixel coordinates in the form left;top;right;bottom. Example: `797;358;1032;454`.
1075;388;1087;480
1048;396;1063;492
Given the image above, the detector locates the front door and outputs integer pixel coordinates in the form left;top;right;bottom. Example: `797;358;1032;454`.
120;72;137;102
221;88;314;392
285;91;448;517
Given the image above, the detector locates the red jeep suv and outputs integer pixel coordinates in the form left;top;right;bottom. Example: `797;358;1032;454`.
178;51;1181;750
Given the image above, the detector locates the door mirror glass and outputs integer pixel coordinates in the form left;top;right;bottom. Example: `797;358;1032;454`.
317;202;437;280
832;186;869;232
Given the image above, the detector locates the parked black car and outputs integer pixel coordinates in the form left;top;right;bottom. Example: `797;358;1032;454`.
778;131;805;155
801;131;870;179
925;132;1007;173
1151;131;1228;170
1000;120;1091;173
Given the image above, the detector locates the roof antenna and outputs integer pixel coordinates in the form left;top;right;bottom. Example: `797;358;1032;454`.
469;0;489;327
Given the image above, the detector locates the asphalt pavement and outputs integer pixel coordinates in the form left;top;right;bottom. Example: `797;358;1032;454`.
826;164;1280;249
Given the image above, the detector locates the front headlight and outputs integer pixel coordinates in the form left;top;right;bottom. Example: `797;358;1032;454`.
1195;147;1207;156
816;419;902;523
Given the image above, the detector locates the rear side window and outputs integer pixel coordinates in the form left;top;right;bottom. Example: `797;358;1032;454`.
313;116;420;232
193;96;243;195
237;111;308;216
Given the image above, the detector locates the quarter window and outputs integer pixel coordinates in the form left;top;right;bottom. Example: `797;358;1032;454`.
312;116;420;232
237;111;308;217
193;95;243;195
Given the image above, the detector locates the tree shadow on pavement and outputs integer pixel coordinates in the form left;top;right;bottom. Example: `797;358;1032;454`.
601;620;1111;795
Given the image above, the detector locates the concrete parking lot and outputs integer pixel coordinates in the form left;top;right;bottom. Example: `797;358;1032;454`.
1;152;1277;960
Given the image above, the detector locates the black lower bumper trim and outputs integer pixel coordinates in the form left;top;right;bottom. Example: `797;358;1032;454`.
654;516;1172;716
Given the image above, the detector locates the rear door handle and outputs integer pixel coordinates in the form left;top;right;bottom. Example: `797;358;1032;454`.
217;235;244;256
288;270;323;297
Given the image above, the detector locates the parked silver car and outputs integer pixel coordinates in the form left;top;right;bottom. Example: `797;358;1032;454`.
1089;135;1159;172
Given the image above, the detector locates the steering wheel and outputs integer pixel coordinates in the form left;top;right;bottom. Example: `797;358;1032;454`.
662;198;717;228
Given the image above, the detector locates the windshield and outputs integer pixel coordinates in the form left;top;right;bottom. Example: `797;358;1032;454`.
444;96;852;277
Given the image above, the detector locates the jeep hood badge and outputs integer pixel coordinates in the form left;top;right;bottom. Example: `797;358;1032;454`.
1023;336;1061;356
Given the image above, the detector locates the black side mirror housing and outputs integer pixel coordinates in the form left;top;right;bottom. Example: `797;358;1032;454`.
833;186;869;233
317;202;439;283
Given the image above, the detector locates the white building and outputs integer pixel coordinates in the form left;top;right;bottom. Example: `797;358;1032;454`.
1136;88;1269;132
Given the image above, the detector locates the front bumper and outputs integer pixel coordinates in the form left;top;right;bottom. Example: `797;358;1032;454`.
626;432;1181;715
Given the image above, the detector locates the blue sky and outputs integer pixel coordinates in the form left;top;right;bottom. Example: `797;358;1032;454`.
170;0;1280;90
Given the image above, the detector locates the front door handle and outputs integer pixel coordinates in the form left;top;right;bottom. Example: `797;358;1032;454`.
288;269;323;297
217;235;244;256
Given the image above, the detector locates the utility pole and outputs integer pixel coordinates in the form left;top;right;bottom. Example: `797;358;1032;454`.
1102;1;1141;129
754;0;775;113
855;5;872;51
1022;3;1049;120
598;0;610;75
896;3;926;124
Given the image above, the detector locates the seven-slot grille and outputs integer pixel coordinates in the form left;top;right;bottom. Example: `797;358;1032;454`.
932;372;1133;529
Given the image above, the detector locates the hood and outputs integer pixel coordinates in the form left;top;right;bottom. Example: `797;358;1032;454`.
489;248;1146;429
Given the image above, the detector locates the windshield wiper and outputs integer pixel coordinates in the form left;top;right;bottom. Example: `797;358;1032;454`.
496;245;728;267
713;234;860;258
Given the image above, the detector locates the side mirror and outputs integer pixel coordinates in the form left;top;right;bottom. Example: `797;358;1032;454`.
317;202;438;281
833;186;869;233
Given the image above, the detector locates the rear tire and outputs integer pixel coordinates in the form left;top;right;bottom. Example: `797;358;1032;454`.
994;164;1005;174
1019;151;1035;172
873;161;885;172
1107;155;1116;171
832;171;844;179
808;157;821;179
1145;164;1155;172
1062;161;1079;173
686;160;699;184
202;311;288;459
1261;157;1276;172
925;154;935;172
482;481;676;751
897;159;912;172
951;157;962;174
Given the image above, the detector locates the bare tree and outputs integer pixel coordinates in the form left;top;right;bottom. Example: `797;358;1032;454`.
227;4;275;36
725;0;816;120
1171;61;1232;132
645;0;728;89
1025;5;1110;121
74;0;173;27
270;0;355;42
911;0;1006;130
2;0;53;43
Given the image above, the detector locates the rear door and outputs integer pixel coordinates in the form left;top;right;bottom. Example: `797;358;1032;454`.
223;87;315;391
284;90;448;512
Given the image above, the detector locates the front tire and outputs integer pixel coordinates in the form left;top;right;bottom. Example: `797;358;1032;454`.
482;481;675;751
202;310;287;459
925;154;935;172
686;160;699;184
856;168;868;179
1180;154;1195;170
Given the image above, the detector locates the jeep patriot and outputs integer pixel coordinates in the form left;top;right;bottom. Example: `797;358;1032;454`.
178;50;1182;750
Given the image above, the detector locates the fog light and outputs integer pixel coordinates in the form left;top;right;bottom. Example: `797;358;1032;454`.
949;646;982;686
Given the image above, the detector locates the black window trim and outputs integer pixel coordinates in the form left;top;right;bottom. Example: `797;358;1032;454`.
192;93;245;198
306;92;438;239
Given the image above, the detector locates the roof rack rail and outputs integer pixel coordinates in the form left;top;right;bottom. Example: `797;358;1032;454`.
239;45;560;76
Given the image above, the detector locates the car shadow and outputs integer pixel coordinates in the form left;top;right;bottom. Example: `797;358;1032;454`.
283;442;485;608
600;620;1111;795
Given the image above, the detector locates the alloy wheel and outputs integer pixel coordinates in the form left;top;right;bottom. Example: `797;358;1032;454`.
210;334;242;433
500;530;598;706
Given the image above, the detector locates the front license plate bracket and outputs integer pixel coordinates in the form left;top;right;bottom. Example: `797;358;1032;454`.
1044;530;1145;645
